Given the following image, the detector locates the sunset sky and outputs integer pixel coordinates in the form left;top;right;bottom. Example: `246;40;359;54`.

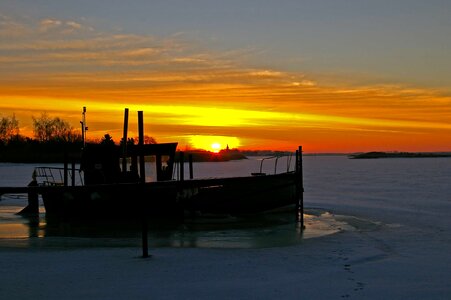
1;1;451;152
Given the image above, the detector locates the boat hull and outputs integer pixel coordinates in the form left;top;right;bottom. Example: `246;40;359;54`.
41;172;298;219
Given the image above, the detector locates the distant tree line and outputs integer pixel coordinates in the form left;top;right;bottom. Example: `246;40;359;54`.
32;113;81;143
0;113;158;163
1;113;82;145
0;113;82;162
0;114;19;142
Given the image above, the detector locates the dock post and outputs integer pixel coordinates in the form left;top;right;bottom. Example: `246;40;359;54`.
296;146;305;228
189;154;194;179
122;108;129;174
138;111;146;184
138;111;149;258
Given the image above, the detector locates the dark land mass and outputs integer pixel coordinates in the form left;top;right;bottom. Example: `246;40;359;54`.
0;142;247;163
2;141;347;163
349;151;451;159
0;141;83;163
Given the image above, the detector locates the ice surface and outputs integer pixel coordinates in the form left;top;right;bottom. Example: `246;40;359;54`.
1;156;451;299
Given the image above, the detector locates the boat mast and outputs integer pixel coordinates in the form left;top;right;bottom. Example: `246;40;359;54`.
80;106;88;148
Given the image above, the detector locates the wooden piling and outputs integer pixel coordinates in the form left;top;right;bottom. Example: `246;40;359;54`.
138;111;149;258
122;108;129;174
296;146;305;228
138;111;145;184
189;154;194;179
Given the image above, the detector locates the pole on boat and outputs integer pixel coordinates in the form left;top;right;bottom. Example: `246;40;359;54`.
296;146;305;229
122;108;129;174
138;111;149;258
189;154;194;179
179;151;185;182
80;107;87;149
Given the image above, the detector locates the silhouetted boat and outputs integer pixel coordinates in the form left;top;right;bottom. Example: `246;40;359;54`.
37;142;301;219
32;109;304;219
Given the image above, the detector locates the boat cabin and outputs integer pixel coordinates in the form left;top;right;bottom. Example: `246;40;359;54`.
80;142;178;185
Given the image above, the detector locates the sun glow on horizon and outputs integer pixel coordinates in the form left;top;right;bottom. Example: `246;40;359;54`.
3;93;451;152
189;135;240;151
211;142;221;153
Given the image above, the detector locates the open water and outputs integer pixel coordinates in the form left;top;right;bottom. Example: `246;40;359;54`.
1;155;450;248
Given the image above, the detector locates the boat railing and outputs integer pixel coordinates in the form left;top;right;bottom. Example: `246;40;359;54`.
252;154;294;176
34;166;84;186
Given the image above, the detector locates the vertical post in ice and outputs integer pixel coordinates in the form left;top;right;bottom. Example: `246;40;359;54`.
138;111;149;258
138;111;145;184
296;146;304;229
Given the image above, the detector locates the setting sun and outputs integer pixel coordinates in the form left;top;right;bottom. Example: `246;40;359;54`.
211;142;221;153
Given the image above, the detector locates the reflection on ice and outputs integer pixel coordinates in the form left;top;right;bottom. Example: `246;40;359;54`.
0;209;359;249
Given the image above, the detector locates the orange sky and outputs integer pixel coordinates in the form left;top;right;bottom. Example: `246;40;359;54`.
1;12;451;153
2;81;451;153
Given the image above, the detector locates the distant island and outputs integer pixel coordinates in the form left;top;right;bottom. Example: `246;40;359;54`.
0;144;248;164
349;151;451;159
